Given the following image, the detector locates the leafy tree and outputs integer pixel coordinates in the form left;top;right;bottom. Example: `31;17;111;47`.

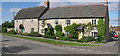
64;23;78;39
55;25;63;37
46;25;54;36
1;20;14;33
97;18;105;42
2;20;14;28
55;25;62;32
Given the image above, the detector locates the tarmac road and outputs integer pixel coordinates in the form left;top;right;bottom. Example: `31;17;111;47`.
1;34;118;54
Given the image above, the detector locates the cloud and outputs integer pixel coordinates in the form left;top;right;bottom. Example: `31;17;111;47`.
38;0;69;8
110;17;119;21
38;2;44;6
9;8;21;12
0;8;3;12
109;2;118;11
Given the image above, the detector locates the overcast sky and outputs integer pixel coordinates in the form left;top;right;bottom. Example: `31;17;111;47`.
1;0;120;26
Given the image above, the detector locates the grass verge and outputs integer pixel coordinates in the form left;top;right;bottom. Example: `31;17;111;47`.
2;33;100;46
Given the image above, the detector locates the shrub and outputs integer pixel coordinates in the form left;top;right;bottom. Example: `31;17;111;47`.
97;18;105;42
2;27;7;33
64;23;78;39
28;32;42;37
76;40;84;42
7;30;17;34
43;35;56;39
59;37;68;41
56;31;63;37
62;37;69;41
19;32;28;36
69;39;76;41
81;36;94;42
55;25;62;32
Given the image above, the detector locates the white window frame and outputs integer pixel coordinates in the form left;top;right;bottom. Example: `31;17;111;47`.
55;19;58;24
31;18;33;22
65;19;70;25
92;19;96;25
31;28;34;32
91;31;98;37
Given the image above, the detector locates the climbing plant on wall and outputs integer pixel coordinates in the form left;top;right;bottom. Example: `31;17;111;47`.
42;20;46;28
97;18;105;42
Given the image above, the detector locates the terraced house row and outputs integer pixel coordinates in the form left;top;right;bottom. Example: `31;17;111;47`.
14;0;110;41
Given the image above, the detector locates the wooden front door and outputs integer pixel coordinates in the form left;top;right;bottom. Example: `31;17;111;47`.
78;30;83;40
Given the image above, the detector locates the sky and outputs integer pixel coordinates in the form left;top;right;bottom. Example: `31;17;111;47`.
1;0;119;27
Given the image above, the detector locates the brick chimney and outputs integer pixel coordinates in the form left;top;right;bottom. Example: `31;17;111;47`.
105;0;108;6
44;0;49;9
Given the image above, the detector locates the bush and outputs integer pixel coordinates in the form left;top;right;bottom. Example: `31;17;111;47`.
28;32;42;37
43;35;56;39
69;39;76;41
59;37;68;41
76;40;84;42
56;31;63;37
55;25;62;32
2;27;7;33
7;30;17;34
81;36;94;42
19;32;28;36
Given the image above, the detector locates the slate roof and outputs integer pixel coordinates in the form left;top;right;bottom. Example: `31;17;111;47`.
14;6;47;20
40;4;107;19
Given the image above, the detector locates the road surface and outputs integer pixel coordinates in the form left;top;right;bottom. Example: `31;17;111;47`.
1;34;118;54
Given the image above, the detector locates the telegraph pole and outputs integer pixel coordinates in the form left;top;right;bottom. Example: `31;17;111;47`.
13;12;15;19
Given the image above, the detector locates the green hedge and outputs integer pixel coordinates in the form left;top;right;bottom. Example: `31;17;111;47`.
76;40;84;42
59;37;68;41
7;30;17;34
76;36;94;42
43;35;56;39
81;36;94;42
19;32;28;36
28;32;42;37
69;39;76;41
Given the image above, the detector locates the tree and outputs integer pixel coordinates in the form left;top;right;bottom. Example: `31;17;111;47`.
46;25;54;36
64;23;78;39
2;20;14;28
55;25;62;32
1;20;14;32
97;18;105;42
55;25;63;37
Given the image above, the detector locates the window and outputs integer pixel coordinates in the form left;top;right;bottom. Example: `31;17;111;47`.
65;19;70;25
16;20;18;22
92;19;96;25
31;18;33;22
22;19;25;22
55;19;58;24
31;28;34;32
91;31;98;37
16;28;18;32
80;21;81;23
41;20;44;25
